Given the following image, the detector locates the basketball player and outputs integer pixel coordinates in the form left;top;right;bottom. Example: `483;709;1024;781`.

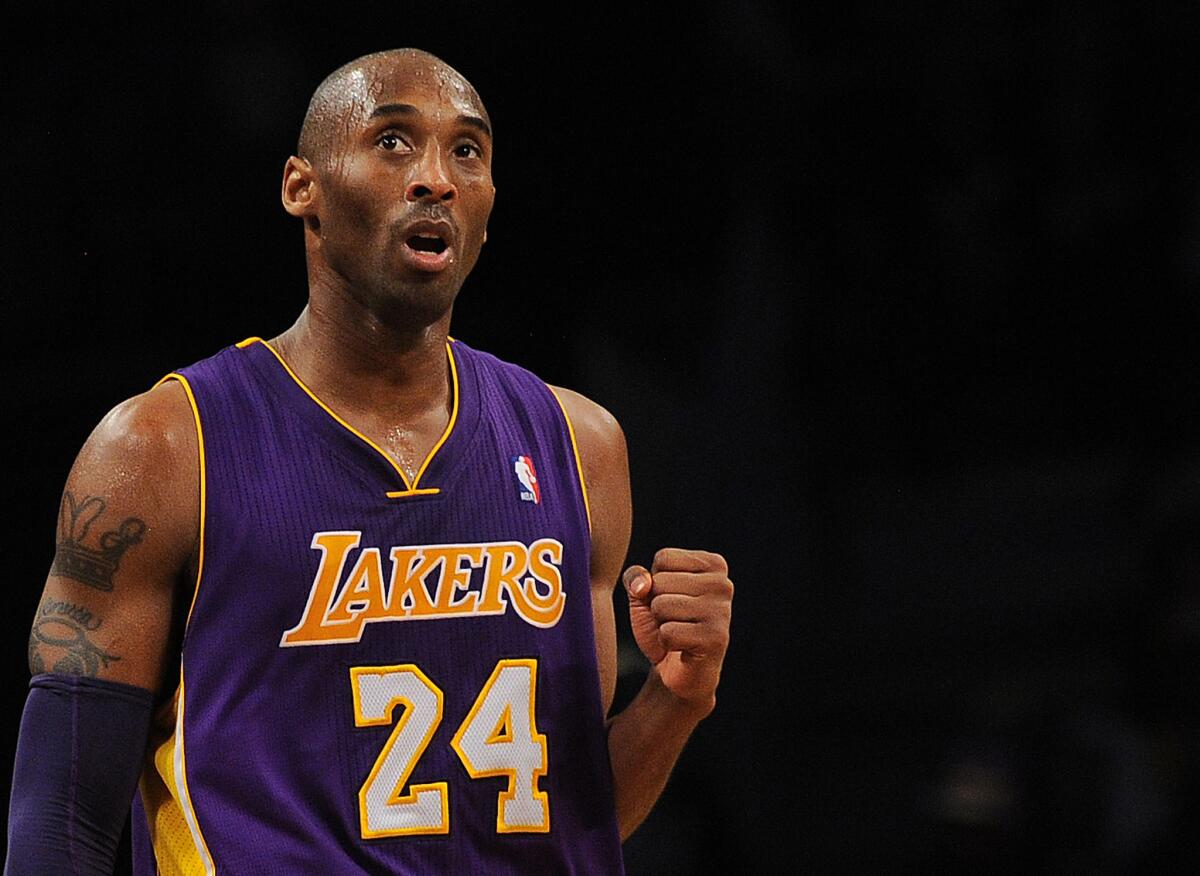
5;49;733;874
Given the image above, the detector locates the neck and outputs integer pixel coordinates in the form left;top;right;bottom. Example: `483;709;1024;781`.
271;292;453;422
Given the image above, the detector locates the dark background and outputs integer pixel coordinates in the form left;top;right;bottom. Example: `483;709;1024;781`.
5;1;1200;872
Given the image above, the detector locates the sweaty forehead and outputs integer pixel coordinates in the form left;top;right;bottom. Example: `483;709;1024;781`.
343;54;489;129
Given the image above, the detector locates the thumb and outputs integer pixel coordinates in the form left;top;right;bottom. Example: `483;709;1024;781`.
622;565;652;601
623;565;665;665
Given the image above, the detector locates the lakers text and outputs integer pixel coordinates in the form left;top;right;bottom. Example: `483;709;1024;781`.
280;532;567;646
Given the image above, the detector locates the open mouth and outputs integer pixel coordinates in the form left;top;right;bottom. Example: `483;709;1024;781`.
406;233;448;255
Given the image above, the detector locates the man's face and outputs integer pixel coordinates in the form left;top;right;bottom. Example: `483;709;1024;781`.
313;55;495;323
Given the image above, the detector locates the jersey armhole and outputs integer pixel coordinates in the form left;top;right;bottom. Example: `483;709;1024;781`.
545;386;593;534
151;372;208;630
144;371;217;873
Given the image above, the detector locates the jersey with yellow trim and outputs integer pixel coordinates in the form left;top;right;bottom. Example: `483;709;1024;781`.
131;338;623;874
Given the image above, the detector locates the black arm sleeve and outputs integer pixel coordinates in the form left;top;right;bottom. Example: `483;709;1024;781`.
5;674;154;876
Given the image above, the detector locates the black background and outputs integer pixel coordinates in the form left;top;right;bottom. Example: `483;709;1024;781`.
6;2;1200;872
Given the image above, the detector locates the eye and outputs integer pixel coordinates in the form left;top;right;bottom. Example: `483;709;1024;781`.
378;132;410;152
453;142;483;159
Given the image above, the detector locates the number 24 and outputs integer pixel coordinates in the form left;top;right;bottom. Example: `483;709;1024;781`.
350;659;549;838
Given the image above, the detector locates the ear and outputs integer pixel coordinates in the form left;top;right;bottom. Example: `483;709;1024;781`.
281;156;318;219
483;184;496;243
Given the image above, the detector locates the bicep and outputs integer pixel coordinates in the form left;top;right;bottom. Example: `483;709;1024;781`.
552;386;632;717
29;380;198;695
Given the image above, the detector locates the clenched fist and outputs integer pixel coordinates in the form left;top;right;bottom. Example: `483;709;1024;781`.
623;548;733;715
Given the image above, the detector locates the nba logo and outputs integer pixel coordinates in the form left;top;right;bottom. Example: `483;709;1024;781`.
512;455;541;504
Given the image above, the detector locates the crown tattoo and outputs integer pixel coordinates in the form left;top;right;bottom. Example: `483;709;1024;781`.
52;492;146;592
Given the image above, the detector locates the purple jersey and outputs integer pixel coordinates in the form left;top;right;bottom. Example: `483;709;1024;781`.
131;337;623;874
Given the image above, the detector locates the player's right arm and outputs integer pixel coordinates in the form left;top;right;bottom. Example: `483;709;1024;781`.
6;379;199;876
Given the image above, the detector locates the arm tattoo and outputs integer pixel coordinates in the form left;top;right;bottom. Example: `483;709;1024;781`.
28;598;120;677
51;491;146;591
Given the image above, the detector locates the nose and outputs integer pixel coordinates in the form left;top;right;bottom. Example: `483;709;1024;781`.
405;146;457;203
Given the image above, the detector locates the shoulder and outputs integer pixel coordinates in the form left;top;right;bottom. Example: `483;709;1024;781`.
83;379;196;466
86;336;250;457
546;385;627;478
70;379;199;518
96;340;259;452
548;386;630;573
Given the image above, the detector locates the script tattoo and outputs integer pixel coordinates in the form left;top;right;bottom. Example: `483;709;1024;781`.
51;491;146;591
28;598;120;677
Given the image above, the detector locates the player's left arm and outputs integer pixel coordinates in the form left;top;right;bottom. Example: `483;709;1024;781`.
551;386;733;841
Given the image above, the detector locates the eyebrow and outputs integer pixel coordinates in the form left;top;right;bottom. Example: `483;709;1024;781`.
456;114;492;139
368;103;419;119
368;103;492;139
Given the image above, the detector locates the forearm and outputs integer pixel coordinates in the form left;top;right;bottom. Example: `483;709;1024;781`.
5;675;153;876
606;667;713;841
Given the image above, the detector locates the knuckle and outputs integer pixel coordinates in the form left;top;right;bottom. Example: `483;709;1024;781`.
707;601;730;626
652;594;688;620
699;573;733;599
699;618;728;648
659;620;685;642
